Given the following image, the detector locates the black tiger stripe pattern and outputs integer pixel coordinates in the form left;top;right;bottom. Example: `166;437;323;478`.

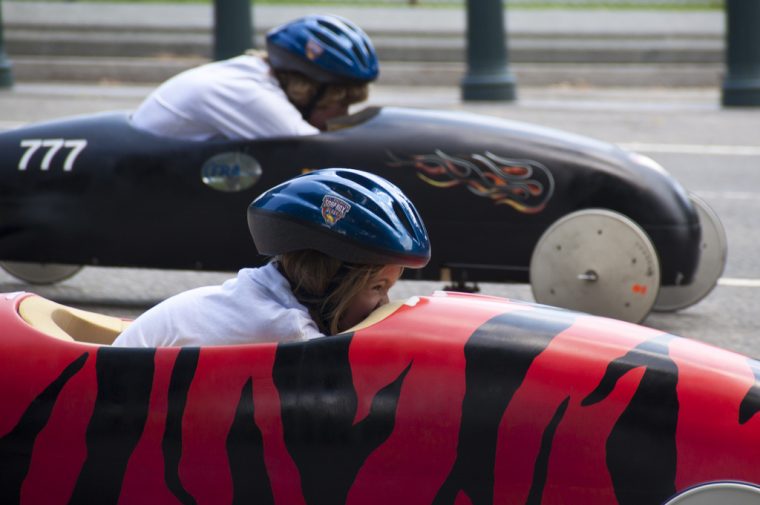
583;334;678;505
0;352;88;505
163;347;199;505
227;377;274;505
273;334;411;505
740;358;760;425
69;348;155;505
434;309;578;505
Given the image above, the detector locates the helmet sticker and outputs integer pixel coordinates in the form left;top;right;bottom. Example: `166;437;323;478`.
305;38;324;61
321;195;351;226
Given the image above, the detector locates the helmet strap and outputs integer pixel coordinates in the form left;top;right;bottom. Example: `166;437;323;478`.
317;262;351;327
276;259;351;335
299;83;328;122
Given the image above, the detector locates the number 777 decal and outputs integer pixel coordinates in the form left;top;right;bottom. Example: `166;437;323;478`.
18;139;88;172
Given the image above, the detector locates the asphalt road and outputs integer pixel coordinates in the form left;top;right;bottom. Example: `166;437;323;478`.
1;83;758;356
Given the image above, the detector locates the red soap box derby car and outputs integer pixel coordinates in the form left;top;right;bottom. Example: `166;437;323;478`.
0;106;727;323
0;289;758;505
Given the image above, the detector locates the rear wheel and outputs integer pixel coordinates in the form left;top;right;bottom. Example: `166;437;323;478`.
0;261;83;285
653;193;727;312
529;209;660;323
663;482;760;505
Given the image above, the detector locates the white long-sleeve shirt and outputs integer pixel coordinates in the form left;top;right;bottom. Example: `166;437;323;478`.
112;262;323;347
131;55;319;141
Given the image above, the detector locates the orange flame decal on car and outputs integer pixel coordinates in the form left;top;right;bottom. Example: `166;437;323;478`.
388;150;555;214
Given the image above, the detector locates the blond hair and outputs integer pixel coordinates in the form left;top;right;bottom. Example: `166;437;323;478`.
278;250;384;335
275;71;369;110
246;49;369;111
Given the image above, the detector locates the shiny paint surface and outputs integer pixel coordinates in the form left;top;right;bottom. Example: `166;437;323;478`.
0;107;700;285
0;291;758;504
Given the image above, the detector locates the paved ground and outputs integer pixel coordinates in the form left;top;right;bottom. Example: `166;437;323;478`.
1;81;759;356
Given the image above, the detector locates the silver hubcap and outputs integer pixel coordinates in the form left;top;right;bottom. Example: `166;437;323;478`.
530;209;660;323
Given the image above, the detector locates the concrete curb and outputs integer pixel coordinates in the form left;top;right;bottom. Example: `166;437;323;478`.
7;57;723;88
3;3;724;37
2;2;726;87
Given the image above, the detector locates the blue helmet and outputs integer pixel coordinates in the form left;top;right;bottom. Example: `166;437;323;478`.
248;169;430;268
266;15;379;84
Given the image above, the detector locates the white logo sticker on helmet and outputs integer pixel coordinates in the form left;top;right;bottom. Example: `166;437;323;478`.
321;195;351;226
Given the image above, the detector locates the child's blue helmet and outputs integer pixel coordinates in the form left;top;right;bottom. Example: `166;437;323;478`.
266;15;379;84
248;169;430;268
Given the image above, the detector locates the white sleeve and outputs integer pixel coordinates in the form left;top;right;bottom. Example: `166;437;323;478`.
111;308;171;347
131;56;319;141
203;87;319;139
111;287;209;347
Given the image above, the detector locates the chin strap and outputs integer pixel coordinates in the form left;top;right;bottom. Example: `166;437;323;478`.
276;260;351;335
298;83;328;122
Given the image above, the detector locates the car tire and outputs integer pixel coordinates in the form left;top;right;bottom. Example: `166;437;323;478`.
529;208;660;323
0;261;83;285
653;193;727;312
663;482;760;505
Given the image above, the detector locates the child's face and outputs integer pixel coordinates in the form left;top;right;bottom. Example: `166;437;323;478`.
338;265;403;332
308;101;350;131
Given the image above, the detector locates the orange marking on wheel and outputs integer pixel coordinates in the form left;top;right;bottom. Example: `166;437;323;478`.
631;284;648;295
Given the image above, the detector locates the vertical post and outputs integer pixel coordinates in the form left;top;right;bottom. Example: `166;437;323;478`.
0;0;14;89
213;0;254;61
461;0;515;102
721;0;760;107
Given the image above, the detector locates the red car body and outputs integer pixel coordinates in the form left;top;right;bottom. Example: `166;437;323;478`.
0;290;758;504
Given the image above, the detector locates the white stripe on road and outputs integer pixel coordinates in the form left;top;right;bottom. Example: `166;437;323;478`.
0;121;23;130
718;278;760;288
618;142;760;156
693;190;758;201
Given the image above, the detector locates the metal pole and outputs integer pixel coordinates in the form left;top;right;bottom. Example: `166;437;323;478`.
0;0;14;89
721;0;760;107
213;0;254;61
461;0;515;102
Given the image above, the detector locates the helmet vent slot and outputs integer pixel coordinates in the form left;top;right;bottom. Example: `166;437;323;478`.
336;169;370;188
350;45;366;66
312;30;335;49
393;201;415;238
316;19;342;35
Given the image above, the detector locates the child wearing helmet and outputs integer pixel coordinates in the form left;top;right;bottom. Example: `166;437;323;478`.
112;169;430;347
130;15;378;141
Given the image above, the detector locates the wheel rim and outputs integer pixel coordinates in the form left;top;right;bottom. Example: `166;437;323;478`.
530;209;660;323
1;261;83;285
663;482;760;505
653;193;727;312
